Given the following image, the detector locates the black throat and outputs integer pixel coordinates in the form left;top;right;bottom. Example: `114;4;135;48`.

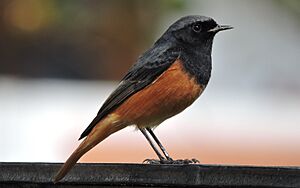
179;41;213;86
154;36;213;86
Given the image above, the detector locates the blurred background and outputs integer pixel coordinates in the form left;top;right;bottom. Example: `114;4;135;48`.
1;0;300;166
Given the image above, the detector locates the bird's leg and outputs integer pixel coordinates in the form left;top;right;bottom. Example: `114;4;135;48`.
146;128;173;161
145;128;200;165
139;128;166;162
140;128;200;164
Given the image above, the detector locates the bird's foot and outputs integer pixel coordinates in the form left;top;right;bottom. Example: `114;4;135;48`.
143;158;163;164
170;158;200;164
143;158;199;164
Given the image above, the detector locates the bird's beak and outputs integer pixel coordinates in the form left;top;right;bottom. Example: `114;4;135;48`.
208;25;233;33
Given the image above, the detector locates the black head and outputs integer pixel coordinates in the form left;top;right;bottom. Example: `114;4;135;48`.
160;15;232;47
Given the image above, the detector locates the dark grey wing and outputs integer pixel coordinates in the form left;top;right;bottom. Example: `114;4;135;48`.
79;47;180;140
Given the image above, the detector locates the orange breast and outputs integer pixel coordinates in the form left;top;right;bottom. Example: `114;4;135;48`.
114;59;204;128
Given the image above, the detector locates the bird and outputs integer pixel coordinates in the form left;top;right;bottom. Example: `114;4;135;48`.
53;15;232;183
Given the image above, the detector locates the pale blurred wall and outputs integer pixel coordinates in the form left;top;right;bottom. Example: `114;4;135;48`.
0;0;300;166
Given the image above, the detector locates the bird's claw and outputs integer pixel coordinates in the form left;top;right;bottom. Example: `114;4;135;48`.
143;158;162;164
143;158;200;164
171;158;200;164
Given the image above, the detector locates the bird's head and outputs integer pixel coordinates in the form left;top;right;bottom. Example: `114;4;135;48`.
159;15;232;48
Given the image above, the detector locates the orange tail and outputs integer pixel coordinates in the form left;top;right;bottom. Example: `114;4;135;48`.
53;114;125;183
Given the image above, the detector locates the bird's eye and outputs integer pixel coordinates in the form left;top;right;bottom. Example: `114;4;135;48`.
192;23;201;33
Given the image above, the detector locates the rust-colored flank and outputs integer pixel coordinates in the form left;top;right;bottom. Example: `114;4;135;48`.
114;59;203;128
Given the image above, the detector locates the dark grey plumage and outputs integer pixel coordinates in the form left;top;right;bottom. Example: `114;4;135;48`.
79;15;229;139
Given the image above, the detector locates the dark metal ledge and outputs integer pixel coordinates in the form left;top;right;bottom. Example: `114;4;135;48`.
0;162;299;187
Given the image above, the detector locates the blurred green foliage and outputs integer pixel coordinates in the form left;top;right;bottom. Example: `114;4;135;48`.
0;0;186;79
